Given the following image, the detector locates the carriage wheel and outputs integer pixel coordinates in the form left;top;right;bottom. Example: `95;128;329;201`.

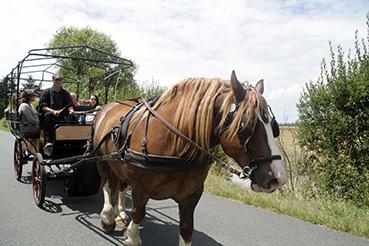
13;139;24;181
32;153;46;207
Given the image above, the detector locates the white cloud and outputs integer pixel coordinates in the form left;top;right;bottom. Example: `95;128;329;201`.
0;0;368;122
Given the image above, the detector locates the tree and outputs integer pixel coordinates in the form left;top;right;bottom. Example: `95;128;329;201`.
297;21;369;206
138;78;167;99
48;26;138;101
0;77;7;118
22;75;41;96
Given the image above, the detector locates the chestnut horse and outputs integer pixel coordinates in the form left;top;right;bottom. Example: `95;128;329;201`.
92;71;287;245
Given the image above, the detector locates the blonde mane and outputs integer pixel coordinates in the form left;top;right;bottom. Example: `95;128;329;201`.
132;77;260;157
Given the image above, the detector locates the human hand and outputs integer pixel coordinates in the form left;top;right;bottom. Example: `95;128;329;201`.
68;107;75;115
53;110;61;117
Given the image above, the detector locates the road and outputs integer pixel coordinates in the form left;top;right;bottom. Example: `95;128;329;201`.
0;130;368;246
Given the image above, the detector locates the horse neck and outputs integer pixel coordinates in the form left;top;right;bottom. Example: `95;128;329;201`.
144;90;223;158
210;93;228;147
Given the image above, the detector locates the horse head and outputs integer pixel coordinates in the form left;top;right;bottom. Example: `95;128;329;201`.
218;71;287;193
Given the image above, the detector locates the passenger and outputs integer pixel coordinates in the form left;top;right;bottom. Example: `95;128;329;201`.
3;94;18;124
10;94;19;113
38;73;73;153
90;94;102;111
18;90;40;138
70;92;85;123
70;92;81;107
84;95;102;123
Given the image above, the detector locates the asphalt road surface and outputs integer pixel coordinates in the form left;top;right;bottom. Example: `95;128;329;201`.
0;130;368;246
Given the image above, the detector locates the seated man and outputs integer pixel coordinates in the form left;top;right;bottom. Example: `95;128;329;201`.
38;73;73;154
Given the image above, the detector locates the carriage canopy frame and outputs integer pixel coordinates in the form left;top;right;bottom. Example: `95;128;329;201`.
4;45;134;108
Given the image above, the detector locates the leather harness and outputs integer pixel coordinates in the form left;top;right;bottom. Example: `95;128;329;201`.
117;99;211;171
76;97;281;179
113;97;280;177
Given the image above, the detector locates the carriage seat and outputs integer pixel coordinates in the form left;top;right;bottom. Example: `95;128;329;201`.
73;105;97;124
74;105;96;112
54;123;92;141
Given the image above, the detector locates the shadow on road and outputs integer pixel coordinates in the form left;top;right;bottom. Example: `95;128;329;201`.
32;178;221;245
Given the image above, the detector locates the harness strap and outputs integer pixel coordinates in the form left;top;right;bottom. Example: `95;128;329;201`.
141;99;234;169
141;110;150;158
87;128;117;156
124;149;206;171
70;98;279;179
121;106;147;153
248;155;282;169
142;100;211;156
119;102;144;148
141;99;282;178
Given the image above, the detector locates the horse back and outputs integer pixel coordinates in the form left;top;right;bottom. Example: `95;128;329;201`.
93;101;135;153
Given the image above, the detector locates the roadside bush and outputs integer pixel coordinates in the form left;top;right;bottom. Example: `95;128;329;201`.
297;23;369;206
0;78;7;119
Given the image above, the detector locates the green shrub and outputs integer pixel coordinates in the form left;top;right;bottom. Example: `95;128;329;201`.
297;22;369;206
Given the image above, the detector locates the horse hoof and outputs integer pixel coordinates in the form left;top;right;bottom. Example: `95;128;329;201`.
123;238;142;246
101;220;116;234
116;218;129;228
115;216;129;228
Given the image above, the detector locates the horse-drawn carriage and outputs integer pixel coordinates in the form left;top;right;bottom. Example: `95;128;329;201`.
4;46;133;207
4;46;287;245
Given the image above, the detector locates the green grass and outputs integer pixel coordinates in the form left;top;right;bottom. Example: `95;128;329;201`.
0;118;9;131
204;172;369;239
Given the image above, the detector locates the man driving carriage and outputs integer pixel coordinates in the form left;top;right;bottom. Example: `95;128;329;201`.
38;73;73;154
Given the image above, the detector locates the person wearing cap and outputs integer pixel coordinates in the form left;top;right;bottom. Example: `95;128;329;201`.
38;73;73;154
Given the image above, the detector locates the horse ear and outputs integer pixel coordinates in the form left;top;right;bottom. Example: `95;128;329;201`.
255;79;264;95
230;70;246;103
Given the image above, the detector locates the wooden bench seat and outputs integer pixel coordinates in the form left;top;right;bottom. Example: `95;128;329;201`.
55;124;92;141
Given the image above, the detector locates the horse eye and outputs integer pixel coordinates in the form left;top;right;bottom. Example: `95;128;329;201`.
262;112;269;123
271;118;280;138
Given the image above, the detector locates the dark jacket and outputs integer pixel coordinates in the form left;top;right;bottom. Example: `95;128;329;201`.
38;87;72;117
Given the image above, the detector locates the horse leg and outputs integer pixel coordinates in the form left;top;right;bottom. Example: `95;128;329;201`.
123;186;149;246
114;181;129;227
97;162;118;233
177;186;204;246
100;180;117;233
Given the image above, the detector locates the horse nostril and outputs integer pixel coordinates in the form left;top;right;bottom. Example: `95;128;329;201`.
269;178;280;189
262;178;279;190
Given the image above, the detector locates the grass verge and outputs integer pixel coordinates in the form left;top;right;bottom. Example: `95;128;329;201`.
204;171;369;239
0;118;9;132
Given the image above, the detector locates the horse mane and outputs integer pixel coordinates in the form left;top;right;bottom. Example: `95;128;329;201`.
132;77;260;157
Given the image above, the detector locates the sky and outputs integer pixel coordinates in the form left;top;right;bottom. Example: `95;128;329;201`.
0;0;368;122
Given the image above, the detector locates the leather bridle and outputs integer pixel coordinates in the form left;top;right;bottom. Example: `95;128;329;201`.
225;101;282;178
142;98;281;179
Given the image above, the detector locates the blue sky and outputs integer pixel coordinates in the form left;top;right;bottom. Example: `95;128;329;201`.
0;0;368;122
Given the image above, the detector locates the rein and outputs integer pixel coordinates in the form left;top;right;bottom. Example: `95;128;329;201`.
142;99;215;162
62;97;280;179
141;99;251;179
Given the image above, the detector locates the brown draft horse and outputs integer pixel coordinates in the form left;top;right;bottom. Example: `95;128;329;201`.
92;71;287;245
